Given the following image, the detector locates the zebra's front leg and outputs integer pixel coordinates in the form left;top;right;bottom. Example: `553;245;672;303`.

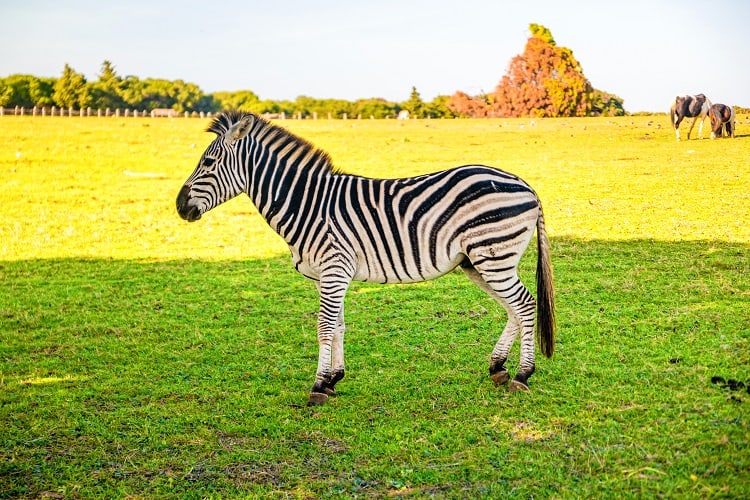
308;281;348;406
327;307;346;395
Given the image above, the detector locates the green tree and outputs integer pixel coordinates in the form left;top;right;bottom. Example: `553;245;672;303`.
425;95;455;118
354;98;397;118
213;90;261;111
90;60;125;110
402;86;425;118
139;78;177;109
321;98;354;118
53;64;91;108
292;95;320;116
0;75;33;107
172;80;204;113
590;89;625;116
493;24;592;117
120;75;145;108
29;77;55;106
0;74;55;108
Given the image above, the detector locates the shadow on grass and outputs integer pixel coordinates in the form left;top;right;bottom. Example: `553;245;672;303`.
1;238;748;497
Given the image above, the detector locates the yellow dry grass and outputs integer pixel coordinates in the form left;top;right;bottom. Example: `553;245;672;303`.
2;115;748;261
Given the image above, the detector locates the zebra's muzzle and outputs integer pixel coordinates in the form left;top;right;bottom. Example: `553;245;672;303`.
176;185;202;222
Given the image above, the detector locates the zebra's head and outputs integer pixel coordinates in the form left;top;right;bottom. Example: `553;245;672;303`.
176;112;256;222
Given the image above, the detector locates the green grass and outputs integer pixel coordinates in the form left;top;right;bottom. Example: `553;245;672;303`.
1;116;749;498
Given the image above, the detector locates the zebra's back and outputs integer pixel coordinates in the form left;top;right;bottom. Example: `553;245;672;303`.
296;165;541;284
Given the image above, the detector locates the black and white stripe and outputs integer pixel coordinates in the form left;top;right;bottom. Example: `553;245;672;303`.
177;111;555;405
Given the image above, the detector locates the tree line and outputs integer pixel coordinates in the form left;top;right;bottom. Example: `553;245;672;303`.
0;61;450;119
1;25;626;118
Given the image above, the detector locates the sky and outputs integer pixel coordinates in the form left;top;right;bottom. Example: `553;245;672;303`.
1;0;747;112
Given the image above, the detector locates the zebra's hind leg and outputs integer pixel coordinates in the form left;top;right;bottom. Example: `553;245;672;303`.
461;265;517;386
490;319;520;387
462;261;537;391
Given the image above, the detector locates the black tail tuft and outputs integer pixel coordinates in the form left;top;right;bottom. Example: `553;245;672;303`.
535;205;555;358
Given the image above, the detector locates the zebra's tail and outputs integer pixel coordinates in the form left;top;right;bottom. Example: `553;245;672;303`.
535;204;555;358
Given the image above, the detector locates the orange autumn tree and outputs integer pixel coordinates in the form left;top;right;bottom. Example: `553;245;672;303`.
493;24;593;117
447;90;492;118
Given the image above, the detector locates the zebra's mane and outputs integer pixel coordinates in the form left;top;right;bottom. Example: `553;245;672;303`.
207;110;341;174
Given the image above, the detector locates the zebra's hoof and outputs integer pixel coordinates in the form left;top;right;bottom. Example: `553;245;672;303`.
508;380;529;392
491;370;510;386
308;392;329;406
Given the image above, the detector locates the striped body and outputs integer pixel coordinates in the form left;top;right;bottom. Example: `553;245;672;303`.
282;167;539;285
177;111;555;405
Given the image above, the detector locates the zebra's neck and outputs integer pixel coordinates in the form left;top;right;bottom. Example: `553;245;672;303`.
245;119;338;241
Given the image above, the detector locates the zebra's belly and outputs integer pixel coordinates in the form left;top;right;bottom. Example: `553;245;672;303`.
353;253;466;284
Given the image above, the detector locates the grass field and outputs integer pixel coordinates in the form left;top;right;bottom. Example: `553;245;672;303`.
1;115;749;498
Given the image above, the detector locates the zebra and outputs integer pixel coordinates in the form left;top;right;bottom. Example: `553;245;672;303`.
176;110;555;406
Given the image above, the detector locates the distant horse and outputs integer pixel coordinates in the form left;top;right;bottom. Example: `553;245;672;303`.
708;103;736;139
670;94;712;140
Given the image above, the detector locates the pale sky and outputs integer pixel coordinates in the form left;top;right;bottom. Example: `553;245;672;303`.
1;0;747;112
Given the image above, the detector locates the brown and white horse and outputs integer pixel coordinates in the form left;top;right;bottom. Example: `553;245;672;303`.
708;103;736;139
670;94;712;141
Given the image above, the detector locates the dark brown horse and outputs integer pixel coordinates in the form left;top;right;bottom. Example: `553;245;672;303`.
708;103;736;139
670;94;711;141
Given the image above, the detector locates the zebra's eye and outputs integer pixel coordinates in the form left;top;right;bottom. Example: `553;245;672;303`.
203;156;216;168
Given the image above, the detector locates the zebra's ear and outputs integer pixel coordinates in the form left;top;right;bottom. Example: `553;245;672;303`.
225;116;254;145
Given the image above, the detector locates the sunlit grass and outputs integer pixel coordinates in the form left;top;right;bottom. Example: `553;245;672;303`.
2;115;749;262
